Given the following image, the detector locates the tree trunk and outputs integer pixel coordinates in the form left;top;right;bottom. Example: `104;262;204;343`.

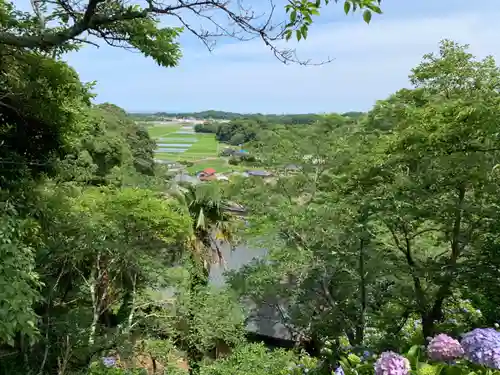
422;185;466;339
355;238;367;345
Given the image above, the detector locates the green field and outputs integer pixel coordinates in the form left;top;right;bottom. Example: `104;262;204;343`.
147;123;181;138
148;123;229;173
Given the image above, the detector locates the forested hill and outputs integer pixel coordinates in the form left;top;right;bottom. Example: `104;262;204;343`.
130;110;365;124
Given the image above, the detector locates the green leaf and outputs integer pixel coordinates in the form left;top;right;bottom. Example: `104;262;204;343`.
291;10;297;23
363;9;372;23
344;1;351;14
347;353;361;365
301;26;308;39
406;345;422;369
296;29;302;41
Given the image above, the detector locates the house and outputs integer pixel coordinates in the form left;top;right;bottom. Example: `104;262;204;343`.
174;173;200;185
247;170;273;178
199;174;218;182
209;242;297;348
221;148;236;157
155;231;296;351
197;167;218;181
284;164;301;172
199;167;216;176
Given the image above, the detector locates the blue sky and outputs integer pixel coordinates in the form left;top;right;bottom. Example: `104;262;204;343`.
24;0;500;113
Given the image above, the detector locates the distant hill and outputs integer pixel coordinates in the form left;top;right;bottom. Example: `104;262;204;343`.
130;110;365;123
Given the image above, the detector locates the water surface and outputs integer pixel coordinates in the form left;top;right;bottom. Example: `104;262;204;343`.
155;148;188;153
157;143;194;148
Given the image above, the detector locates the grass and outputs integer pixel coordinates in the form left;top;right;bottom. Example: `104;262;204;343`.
149;124;260;175
149;124;220;161
186;159;232;174
147;123;184;138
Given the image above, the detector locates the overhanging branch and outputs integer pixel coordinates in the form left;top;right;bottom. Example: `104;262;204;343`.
0;0;331;65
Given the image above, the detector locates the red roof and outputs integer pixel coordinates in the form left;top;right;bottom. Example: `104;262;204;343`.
203;168;216;174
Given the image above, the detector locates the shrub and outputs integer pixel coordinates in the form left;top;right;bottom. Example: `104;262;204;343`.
199;343;316;375
179;160;194;167
337;328;500;375
228;157;240;165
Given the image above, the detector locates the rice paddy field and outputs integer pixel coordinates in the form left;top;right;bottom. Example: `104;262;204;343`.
147;122;233;173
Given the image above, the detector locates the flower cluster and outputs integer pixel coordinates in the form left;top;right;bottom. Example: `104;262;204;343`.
427;334;464;361
102;356;117;368
461;328;500;369
374;351;411;375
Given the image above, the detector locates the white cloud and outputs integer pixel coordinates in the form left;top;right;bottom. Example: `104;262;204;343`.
67;4;500;113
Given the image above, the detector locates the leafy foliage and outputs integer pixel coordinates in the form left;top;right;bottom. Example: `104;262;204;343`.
229;40;500;363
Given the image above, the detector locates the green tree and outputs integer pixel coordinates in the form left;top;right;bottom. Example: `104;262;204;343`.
356;40;500;338
0;183;192;373
170;182;241;374
0;0;382;65
228;40;500;353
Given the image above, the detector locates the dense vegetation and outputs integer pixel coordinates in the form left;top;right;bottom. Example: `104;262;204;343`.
193;113;360;146
2;0;500;373
134;111;328;124
228;41;500;367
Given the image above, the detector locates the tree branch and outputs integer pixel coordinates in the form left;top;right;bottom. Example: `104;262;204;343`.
0;0;330;65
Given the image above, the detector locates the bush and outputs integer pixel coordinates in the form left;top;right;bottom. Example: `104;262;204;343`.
179;160;194;167
228;157;240;165
199;343;316;375
240;154;256;162
336;328;500;375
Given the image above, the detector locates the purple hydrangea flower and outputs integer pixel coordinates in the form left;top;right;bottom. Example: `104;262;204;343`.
427;334;464;361
461;328;500;369
334;366;345;375
374;351;410;375
102;356;117;368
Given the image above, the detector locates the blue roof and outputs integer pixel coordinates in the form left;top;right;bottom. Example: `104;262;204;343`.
248;170;272;176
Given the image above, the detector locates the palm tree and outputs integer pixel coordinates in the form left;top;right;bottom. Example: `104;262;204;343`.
183;183;238;282
170;181;240;374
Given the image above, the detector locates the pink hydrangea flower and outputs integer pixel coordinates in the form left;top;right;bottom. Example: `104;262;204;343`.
427;334;464;361
374;351;411;375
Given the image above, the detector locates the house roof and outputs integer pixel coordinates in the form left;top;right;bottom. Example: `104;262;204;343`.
159;241;294;343
203;167;216;174
247;170;272;177
209;243;294;342
200;174;217;181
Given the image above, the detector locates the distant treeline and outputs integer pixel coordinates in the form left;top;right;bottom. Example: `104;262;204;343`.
195;112;361;146
130;110;365;124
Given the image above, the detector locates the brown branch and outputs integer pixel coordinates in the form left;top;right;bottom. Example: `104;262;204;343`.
0;0;331;65
384;219;427;312
427;184;466;325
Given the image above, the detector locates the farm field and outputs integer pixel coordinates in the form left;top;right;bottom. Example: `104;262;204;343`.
147;122;233;173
